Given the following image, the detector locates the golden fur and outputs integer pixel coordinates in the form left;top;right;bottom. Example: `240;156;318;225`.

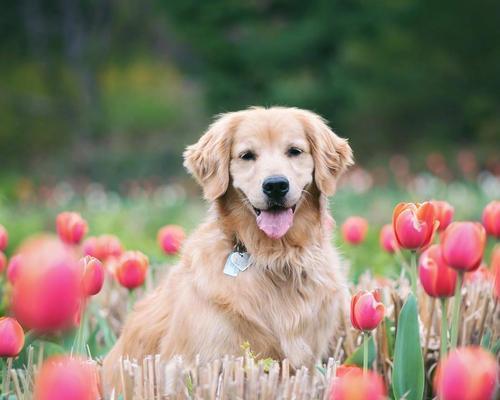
102;107;353;394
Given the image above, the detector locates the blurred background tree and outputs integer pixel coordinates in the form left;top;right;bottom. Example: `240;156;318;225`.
1;0;499;187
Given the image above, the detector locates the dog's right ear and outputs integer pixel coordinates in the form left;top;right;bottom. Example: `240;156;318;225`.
183;112;242;201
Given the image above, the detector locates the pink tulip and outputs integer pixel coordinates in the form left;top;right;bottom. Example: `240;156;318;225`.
6;254;23;284
80;256;105;296
0;224;8;251
34;356;100;400
341;217;368;245
418;245;457;298
379;224;398;254
0;317;25;357
392;202;436;250
434;346;498;400
12;236;83;332
157;225;185;255
432;200;454;231
0;251;6;274
350;290;385;331
482;200;500;238
115;250;149;290
330;365;386;400
83;234;123;262
441;222;486;272
56;212;88;245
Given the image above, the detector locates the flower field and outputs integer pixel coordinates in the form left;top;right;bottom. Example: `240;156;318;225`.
0;168;499;399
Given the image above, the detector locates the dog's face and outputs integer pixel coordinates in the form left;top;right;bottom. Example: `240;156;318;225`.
184;107;353;240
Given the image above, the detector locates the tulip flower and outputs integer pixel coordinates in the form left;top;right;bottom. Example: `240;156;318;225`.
341;216;368;245
330;365;386;400
434;347;498;400
0;317;25;357
482;200;500;238
12;236;83;332
6;254;23;284
0;251;6;274
351;290;385;332
432;200;454;231
392;202;436;250
379;224;398;254
34;355;100;400
442;222;486;272
80;256;104;296
83;234;123;262
157;225;186;255
0;224;8;251
419;245;457;298
115;250;149;290
56;212;88;245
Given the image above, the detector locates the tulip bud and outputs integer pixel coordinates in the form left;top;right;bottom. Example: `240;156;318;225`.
0;251;6;274
418;245;457;298
341;217;368;245
482;200;500;238
83;234;123;262
80;256;105;296
157;225;185;255
0;224;8;251
434;346;498;400
330;365;386;400
392;202;436;250
56;212;88;245
379;224;398;254
115;250;149;290
432;200;454;231
350;290;385;332
7;254;23;284
34;355;100;400
441;222;486;272
0;317;25;357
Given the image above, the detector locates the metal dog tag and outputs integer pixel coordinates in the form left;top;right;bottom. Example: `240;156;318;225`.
223;251;250;277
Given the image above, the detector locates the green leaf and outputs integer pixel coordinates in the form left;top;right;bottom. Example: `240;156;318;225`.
344;335;376;368
392;294;424;400
480;328;491;350
384;316;396;358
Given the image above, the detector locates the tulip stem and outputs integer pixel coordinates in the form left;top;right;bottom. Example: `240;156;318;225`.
450;272;463;348
410;251;418;295
440;298;448;357
363;332;369;374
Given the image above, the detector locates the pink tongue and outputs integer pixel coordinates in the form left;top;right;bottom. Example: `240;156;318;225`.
256;208;294;239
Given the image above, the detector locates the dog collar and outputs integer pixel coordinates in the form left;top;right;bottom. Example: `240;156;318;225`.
223;240;250;277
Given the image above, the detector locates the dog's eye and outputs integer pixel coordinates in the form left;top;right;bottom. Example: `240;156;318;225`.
287;147;303;157
240;151;256;161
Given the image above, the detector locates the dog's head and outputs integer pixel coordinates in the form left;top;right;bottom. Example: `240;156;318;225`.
184;107;353;240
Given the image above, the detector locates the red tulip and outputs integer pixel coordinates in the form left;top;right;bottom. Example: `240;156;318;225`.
434;346;498;400
392;202;436;250
157;225;185;255
0;251;6;273
341;216;368;245
83;234;123;262
0;224;8;251
115;250;149;290
482;200;500;238
432;200;454;231
34;356;100;400
379;224;398;254
80;256;104;296
350;290;385;331
330;365;386;400
441;222;486;272
0;317;25;357
418;245;457;298
12;236;83;332
56;212;88;245
6;254;23;284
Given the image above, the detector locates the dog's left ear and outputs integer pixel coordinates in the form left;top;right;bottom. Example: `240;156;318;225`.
296;109;354;196
183;112;242;201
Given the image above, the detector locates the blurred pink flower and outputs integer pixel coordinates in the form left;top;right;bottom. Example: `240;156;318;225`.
0;317;25;357
56;212;88;245
341;217;368;245
157;225;185;255
419;245;457;298
115;250;149;290
432;200;454;231
6;254;23;284
330;365;386;400
379;224;398;254
0;251;6;274
0;224;8;251
441;222;486;272
83;234;123;262
80;256;105;296
482;200;500;238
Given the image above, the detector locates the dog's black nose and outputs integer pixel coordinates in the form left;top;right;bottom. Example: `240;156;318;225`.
262;175;289;200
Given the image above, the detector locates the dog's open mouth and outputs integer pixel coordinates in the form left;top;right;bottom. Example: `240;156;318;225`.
252;205;296;240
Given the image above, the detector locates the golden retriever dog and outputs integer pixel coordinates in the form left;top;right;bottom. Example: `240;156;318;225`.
103;106;353;394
